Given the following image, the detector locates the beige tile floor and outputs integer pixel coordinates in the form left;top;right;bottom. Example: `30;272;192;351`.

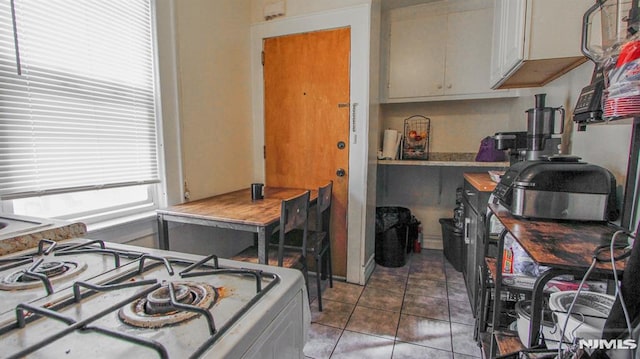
304;249;482;359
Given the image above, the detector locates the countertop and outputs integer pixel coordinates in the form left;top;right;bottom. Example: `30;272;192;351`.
378;152;509;168
0;219;87;256
463;172;499;192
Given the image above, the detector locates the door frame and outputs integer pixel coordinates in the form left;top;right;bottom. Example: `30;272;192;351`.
250;4;371;284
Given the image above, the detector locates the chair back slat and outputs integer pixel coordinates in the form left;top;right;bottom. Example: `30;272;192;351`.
277;190;310;266
281;191;310;234
317;181;332;212
316;181;333;231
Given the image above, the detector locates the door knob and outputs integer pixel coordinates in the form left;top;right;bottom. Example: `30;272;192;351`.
336;168;346;177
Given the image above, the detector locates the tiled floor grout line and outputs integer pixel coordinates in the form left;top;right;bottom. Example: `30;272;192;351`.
389;259;413;357
328;279;367;359
443;259;456;356
327;326;344;358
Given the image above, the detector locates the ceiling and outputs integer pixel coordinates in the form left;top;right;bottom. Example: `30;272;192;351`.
381;0;442;10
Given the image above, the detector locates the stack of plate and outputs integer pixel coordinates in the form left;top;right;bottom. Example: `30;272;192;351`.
604;94;640;119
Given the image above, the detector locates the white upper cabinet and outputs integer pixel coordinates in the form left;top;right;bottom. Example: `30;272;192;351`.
387;12;447;98
384;0;514;103
490;0;591;89
490;0;527;86
445;8;493;96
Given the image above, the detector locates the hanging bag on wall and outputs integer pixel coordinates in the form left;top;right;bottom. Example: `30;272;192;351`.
475;136;506;162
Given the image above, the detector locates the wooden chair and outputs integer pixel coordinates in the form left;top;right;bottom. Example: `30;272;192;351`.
232;191;310;290
269;182;333;311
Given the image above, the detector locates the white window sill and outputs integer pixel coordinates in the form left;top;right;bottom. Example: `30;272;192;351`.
86;211;158;245
86;211;156;232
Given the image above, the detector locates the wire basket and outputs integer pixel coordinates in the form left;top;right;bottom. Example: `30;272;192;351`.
402;115;430;160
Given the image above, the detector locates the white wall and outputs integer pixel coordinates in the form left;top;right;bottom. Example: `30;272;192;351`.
365;0;382;280
175;0;254;200
251;0;371;23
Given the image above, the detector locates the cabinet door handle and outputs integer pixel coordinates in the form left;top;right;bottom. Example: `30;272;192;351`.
464;218;471;244
447;84;452;89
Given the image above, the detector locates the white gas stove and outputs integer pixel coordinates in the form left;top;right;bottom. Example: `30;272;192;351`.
0;239;309;358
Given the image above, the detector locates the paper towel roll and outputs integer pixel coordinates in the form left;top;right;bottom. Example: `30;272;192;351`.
382;129;401;160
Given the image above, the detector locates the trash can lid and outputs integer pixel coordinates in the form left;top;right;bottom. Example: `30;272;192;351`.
376;207;412;232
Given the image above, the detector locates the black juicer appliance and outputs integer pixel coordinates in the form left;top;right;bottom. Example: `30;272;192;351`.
573;0;640;130
494;93;564;163
573;0;609;129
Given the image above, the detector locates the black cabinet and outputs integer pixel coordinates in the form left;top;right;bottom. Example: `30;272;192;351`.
462;179;492;315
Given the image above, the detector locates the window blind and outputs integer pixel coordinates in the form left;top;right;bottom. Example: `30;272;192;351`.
0;0;160;200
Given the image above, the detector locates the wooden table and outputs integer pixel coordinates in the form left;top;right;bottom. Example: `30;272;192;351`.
487;203;628;351
156;187;317;265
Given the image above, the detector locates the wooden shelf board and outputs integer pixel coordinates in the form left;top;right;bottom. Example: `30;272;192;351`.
495;331;525;356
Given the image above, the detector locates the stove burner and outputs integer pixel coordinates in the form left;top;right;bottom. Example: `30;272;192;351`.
119;281;216;328
19;261;67;282
0;260;87;290
145;283;192;314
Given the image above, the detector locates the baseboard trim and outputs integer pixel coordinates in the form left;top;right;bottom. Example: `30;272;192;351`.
363;253;375;285
423;234;443;250
308;270;346;282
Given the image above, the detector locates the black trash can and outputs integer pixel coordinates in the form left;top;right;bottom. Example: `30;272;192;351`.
375;207;412;267
440;218;464;272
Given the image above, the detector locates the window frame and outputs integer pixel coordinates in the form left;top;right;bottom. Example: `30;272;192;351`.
0;0;166;229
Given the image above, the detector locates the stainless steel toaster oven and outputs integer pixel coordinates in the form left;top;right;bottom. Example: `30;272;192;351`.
492;157;618;222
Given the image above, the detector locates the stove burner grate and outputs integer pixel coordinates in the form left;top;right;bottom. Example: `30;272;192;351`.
119;281;217;328
0;259;87;291
0;239;144;296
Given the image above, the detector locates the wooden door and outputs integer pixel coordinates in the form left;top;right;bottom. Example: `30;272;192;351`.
263;28;350;277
